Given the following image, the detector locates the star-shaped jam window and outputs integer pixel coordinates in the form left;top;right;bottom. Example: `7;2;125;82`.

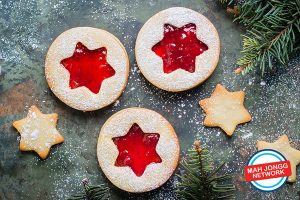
60;42;116;94
12;105;64;159
112;123;162;177
152;23;208;74
257;134;300;183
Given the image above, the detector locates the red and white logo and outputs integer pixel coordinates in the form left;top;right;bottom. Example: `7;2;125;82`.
244;149;291;191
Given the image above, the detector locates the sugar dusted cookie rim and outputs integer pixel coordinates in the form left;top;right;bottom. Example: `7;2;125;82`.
97;108;180;193
45;27;129;111
135;7;220;92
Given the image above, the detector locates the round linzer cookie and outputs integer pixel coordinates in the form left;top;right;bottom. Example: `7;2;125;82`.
97;108;180;192
45;27;129;111
135;7;220;92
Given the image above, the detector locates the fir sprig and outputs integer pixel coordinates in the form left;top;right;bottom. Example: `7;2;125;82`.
176;141;235;200
220;0;300;75
68;178;110;200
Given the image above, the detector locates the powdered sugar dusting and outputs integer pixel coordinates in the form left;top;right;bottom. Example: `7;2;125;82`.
97;108;180;192
30;129;39;140
13;106;64;153
45;27;129;111
135;7;220;92
1;0;299;199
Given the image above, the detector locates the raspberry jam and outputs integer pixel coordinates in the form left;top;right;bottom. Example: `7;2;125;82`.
152;23;208;73
112;123;162;177
60;42;115;94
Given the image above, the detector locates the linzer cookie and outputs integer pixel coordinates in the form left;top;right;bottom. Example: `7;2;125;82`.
12;105;64;159
135;7;220;92
199;84;251;136
97;108;180;192
45;27;129;111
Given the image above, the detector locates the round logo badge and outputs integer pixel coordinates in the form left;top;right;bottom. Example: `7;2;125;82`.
244;149;291;192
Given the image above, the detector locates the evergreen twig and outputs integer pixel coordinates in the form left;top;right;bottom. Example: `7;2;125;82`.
220;0;300;75
176;141;235;200
68;178;110;200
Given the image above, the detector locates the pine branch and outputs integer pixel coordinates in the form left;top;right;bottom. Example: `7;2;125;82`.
220;0;300;75
176;141;235;200
219;0;235;5
68;178;110;200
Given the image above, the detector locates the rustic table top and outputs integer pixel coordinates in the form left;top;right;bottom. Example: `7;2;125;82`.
0;0;299;199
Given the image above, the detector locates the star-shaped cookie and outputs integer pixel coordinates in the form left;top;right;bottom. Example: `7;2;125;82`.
199;84;251;136
12;105;64;159
257;134;300;182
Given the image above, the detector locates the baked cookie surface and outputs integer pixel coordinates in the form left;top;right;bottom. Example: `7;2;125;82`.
97;108;180;192
135;7;220;92
45;27;129;111
12;105;64;159
257;134;300;183
199;84;251;136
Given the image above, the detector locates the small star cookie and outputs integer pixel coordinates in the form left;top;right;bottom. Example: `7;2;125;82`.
257;134;300;182
199;84;251;136
12;105;64;159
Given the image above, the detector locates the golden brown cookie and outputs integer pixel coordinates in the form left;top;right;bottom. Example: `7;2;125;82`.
97;108;180;192
135;7;220;92
257;134;300;182
12;105;64;159
45;27;129;111
199;84;251;136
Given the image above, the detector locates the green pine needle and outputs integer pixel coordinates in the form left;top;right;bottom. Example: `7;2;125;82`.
68;178;110;200
220;0;300;75
176;141;235;200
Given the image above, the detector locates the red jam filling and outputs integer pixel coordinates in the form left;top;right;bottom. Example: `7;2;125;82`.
60;42;115;94
112;123;162;177
152;23;208;74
